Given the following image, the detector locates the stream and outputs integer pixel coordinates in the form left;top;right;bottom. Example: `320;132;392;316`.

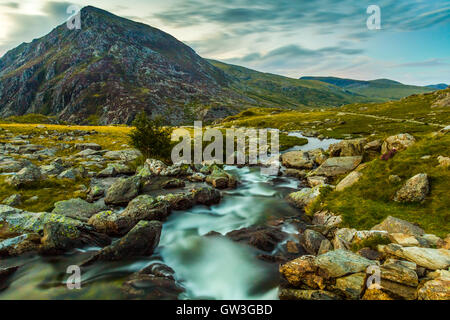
0;133;338;300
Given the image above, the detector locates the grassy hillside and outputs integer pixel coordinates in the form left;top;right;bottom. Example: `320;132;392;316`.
300;76;434;101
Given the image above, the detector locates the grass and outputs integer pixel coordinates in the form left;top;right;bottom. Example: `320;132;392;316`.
318;133;450;237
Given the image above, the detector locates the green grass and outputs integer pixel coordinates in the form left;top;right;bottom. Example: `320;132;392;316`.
318;133;450;237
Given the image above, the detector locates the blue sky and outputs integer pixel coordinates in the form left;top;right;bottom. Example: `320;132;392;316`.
0;0;449;85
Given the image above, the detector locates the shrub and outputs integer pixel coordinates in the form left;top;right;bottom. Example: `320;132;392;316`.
128;112;174;163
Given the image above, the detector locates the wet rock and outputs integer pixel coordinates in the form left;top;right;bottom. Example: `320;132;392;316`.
226;226;287;252
301;229;327;255
0;233;41;257
205;166;237;189
378;244;450;270
335;171;363;192
192;186;221;205
371;216;424;236
286;186;322;209
381;133;416;154
328;138;367;157
188;172;206;182
6;165;42;187
104;176;141;206
162;178;185;189
157;192;194;210
311;156;362;177
393;173;429;203
0;266;19;291
281;151;314;170
279;289;340;300
88;211;130;236
2;194;22;206
40;222;111;255
82;220;162;266
315;249;374;278
51;198;106;222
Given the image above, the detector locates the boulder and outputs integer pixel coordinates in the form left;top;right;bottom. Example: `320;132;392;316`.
6;165;42;187
393;173;429;202
328;138;367;157
162;178;185;189
281;151;314;169
205;166;237;189
226;226;287;252
103;149;142;162
332;228;356;250
315;249;374;278
379;244;450;270
333;272;366;300
51;198;106;222
156;192;195;211
104;176;141;206
381;133;416;154
418;278;450;300
301;229;327;255
380;260;418;287
335;171;363;192
0;233;41;257
389;233;420;247
371;216;424;236
192;186;221;206
82;220;162;266
363;139;382;153
286;186;322;209
311;156;362;177
312;210;342;229
283;169;307;179
307;176;328;187
88;211;130;236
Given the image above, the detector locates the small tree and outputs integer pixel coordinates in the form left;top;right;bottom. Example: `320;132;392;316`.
129;111;173;163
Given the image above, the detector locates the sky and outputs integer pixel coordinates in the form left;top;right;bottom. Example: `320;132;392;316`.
0;0;449;86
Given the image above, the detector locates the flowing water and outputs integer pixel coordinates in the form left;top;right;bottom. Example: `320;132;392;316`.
0;133;338;300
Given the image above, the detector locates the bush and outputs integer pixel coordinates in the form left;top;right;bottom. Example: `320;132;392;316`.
128;112;174;163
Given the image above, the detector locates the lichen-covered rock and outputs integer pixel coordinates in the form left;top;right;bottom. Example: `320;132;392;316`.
418;278;450;300
156;192;194;211
332;228;356;250
162;178;185;189
381;133;416;154
311;156;362;177
380;260;419;287
286;186;322;209
205;165;237;189
281;151;314;169
103;149;142;162
393;173;429;203
192;186;221;205
6;165;42;187
371;216;425;236
121;195;169;223
301;229;327;255
2;194;22;206
88;211;130;236
0;233;41;257
328;138;367;157
312;210;342;229
104;176;141;205
279;255;322;288
315;249;374;278
51;198;106;222
82;220;162;266
307;176;328;187
335;171;363;192
333;272;366;300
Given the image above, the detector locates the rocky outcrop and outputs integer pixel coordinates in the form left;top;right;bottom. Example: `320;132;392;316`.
381;134;416;154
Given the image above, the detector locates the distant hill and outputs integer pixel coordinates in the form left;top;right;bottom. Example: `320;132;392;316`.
300;76;434;101
426;83;448;90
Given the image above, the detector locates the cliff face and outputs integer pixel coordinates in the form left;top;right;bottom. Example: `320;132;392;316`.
0;6;238;124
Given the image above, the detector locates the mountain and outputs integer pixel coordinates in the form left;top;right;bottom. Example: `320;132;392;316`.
300;76;434;101
0;6;243;125
426;83;448;90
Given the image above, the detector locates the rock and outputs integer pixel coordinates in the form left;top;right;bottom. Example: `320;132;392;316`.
311;156;362;177
371;216;425;236
380;261;418;287
279;289;340;300
374;279;417;300
104;176;141;206
121;264;184;300
357;248;383;261
162;178;185;189
205;166;237;189
312;210;342;229
307;176;328;187
75;148;102;157
40;160;65;176
6;165;42;187
332;228;356;250
437;155;450;167
82;220;162;266
381;133;416;154
418;278;450;300
335;171;363;192
286;186;322;209
75;143;102;151
192;186;221;205
2;194;22;206
0;233;41;257
420;234;444;248
88;211;130;236
301;229;327;255
333;272;366;300
363;139;382;153
86;184;105;202
317;239;333;255
315;249;374;278
426;269;450;280
188;172;206;182
379;244;450;270
157;192;195;210
40;222;111;255
0;159;32;173
283;169;307;179
226;226;287;252
58;167;86;180
328;138;367;157
103;149;142;162
393;173;429;202
51;198;106;222
389;233;420;247
281;151;314;169
362;287;395;300
0;266;19;291
307;148;328;165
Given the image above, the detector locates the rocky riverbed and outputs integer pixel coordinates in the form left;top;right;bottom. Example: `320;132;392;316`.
0;125;449;300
